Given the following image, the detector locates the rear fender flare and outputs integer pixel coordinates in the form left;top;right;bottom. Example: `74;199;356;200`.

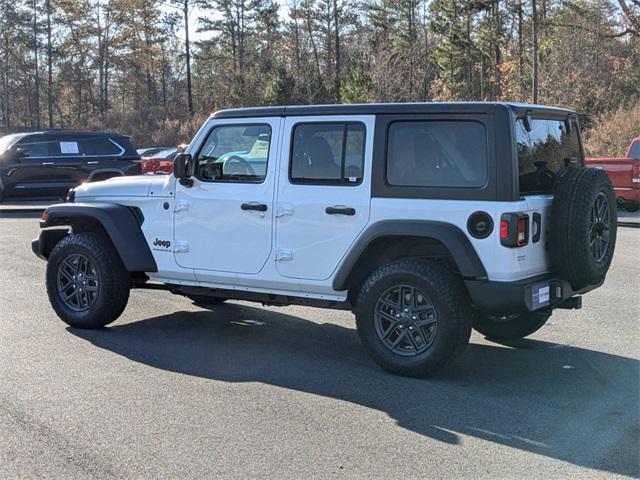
332;220;487;292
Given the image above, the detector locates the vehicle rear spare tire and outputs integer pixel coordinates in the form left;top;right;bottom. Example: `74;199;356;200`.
550;167;617;290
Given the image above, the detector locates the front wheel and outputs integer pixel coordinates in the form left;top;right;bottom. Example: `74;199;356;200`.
46;232;130;328
355;259;472;378
472;311;550;340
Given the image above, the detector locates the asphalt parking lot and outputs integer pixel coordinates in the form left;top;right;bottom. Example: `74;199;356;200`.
1;214;638;479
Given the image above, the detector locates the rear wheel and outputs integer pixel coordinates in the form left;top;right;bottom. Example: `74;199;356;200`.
46;232;130;328
355;259;472;377
472;312;550;340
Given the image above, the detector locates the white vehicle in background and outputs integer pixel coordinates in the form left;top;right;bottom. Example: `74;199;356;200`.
32;102;617;377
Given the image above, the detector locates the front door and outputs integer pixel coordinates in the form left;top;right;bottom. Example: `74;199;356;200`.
2;137;60;197
274;115;373;281
173;118;281;277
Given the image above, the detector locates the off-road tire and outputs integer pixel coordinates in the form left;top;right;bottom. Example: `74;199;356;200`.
46;232;130;328
355;259;472;378
550;167;617;290
187;295;227;306
472;311;550;340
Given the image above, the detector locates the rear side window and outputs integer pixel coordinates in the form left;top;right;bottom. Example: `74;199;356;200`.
386;121;487;188
290;123;365;185
628;140;640;159
517;118;581;195
80;137;124;156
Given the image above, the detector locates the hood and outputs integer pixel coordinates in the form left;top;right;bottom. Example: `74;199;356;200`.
74;175;174;198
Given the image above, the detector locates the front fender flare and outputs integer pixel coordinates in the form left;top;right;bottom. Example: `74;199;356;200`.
332;220;487;291
39;202;157;273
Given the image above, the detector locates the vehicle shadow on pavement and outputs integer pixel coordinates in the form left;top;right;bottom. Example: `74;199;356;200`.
69;303;640;478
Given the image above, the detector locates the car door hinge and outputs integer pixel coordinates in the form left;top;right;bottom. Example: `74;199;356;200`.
275;248;293;262
173;241;190;253
275;204;294;218
174;200;189;213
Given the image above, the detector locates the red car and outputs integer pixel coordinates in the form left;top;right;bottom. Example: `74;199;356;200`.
141;148;178;174
586;136;640;211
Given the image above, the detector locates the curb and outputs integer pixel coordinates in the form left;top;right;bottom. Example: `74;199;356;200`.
618;221;640;228
0;207;47;214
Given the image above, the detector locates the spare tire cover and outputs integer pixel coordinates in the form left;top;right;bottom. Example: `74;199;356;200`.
550;167;617;289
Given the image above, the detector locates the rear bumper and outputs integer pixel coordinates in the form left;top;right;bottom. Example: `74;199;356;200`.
465;274;602;317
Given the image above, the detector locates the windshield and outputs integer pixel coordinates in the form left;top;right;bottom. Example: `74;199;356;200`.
516;118;582;195
0;133;25;153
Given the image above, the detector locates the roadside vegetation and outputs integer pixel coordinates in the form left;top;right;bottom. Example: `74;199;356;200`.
0;0;638;152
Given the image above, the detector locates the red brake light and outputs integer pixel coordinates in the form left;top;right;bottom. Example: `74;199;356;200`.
500;220;509;239
500;213;529;248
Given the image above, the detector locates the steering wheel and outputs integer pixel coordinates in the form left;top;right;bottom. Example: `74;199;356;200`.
223;155;255;176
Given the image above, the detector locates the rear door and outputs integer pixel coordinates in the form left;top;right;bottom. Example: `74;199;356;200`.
274;115;373;281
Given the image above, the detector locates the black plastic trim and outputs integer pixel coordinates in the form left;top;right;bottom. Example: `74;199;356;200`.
465;274;601;317
39;203;157;272
31;228;69;260
467;211;494;239
332;220;487;291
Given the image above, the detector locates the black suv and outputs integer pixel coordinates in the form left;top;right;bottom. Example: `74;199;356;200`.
0;131;140;201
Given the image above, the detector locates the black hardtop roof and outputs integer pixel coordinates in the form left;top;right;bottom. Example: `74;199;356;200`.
211;102;575;119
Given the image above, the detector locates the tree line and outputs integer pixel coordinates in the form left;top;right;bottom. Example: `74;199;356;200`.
0;0;638;154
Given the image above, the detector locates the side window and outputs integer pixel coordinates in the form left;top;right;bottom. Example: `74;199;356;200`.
80;138;123;156
290;123;365;185
195;124;271;183
17;139;56;158
386;121;487;188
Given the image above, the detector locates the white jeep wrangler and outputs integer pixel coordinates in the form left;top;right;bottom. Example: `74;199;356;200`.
32;103;617;377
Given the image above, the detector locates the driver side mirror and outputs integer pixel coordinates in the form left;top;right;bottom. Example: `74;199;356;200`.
173;153;192;178
173;153;194;187
6;146;28;163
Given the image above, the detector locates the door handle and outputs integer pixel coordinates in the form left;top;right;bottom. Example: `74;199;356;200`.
326;206;356;216
241;202;268;212
41;162;54;165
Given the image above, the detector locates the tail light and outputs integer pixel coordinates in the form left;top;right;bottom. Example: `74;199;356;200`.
500;212;529;247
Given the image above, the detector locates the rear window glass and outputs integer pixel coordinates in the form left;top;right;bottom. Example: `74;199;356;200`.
516;118;581;195
80;138;123;156
386;121;487;188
